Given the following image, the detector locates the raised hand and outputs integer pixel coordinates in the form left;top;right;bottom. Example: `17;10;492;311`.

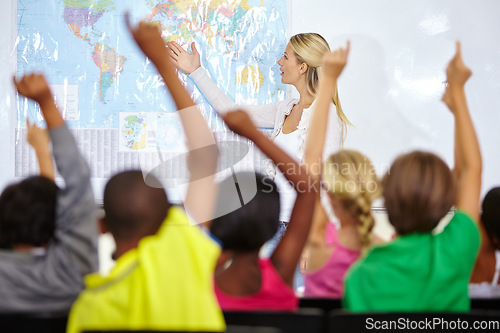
13;73;52;105
321;41;350;80
26;118;55;181
13;73;63;128
445;41;472;88
167;41;201;74
26;119;50;152
442;41;472;110
221;110;259;139
125;13;169;66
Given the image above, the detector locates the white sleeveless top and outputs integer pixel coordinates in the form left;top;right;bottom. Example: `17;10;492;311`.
273;128;300;222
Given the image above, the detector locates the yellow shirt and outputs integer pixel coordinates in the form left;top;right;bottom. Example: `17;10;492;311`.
67;206;225;333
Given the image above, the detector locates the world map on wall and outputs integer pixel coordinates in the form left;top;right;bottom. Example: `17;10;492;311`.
17;0;286;155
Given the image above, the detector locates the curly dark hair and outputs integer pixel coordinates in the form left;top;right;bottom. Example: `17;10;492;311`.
210;172;280;251
0;176;58;249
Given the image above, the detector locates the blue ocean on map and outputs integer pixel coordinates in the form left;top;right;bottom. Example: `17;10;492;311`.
17;0;287;141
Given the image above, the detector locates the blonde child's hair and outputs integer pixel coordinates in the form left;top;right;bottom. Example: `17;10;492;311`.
289;33;353;142
322;150;381;246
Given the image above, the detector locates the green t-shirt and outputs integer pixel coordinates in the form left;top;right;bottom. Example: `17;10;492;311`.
344;210;480;312
67;206;226;333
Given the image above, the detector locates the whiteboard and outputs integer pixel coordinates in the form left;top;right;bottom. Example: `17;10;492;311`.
1;0;499;205
289;0;500;202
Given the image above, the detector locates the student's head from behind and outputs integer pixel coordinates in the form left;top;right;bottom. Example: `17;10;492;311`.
102;171;170;245
210;172;279;252
322;150;381;246
0;176;58;249
383;151;456;235
482;187;500;249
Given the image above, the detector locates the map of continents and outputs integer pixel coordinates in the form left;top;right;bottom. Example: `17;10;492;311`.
17;0;287;143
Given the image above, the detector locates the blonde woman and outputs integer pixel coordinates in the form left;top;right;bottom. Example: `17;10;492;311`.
302;43;382;298
169;34;350;289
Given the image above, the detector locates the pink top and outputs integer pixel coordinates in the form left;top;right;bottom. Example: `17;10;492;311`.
304;223;361;298
214;258;298;311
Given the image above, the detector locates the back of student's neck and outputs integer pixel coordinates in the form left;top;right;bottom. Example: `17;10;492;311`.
216;250;261;277
229;250;260;265
13;244;47;252
113;239;140;260
216;250;262;295
338;222;363;250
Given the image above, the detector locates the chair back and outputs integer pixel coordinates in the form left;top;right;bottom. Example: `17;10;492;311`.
0;312;67;333
299;298;342;313
223;308;324;333
471;298;500;312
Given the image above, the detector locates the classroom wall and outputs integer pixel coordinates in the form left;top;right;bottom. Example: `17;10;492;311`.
1;0;500;203
0;1;16;191
289;0;500;201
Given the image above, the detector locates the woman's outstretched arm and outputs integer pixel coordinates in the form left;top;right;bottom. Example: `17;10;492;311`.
168;40;277;128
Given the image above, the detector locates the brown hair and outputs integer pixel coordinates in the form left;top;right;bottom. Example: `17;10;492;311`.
382;151;456;235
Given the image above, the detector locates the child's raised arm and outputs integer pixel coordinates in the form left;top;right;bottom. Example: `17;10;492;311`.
126;16;218;224
303;43;349;254
14;74;64;129
442;41;481;222
26;120;55;181
222;111;318;287
12;73;98;295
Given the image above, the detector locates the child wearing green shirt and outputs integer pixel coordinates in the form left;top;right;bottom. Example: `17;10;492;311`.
344;42;482;312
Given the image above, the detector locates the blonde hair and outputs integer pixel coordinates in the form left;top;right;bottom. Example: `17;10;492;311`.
289;33;353;142
322;150;381;247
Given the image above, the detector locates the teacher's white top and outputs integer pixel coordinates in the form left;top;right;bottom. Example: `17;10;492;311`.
189;67;343;178
189;67;343;223
273;128;301;222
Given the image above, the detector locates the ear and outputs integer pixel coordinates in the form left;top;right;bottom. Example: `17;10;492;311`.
492;235;500;250
98;217;109;234
299;63;308;75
